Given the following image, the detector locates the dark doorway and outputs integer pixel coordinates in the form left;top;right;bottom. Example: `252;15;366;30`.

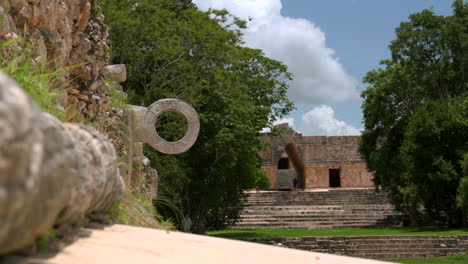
277;158;289;169
329;168;341;187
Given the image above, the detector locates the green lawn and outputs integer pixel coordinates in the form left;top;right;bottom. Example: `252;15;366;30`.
206;227;468;240
388;253;468;264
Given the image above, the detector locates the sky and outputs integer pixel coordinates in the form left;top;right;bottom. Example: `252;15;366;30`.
193;0;454;135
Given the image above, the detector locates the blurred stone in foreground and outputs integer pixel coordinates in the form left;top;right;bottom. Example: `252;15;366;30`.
0;71;124;254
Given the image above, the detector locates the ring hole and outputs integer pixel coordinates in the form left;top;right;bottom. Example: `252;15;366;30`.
155;111;188;142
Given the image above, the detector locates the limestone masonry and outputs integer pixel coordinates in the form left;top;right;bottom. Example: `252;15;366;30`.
0;0;111;121
0;71;124;254
247;235;468;260
260;124;373;189
0;0;200;255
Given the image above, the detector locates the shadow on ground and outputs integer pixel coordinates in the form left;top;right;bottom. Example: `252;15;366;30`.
0;220;111;264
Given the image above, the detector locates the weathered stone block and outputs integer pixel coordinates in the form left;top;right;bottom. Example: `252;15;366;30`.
0;71;124;254
106;64;127;83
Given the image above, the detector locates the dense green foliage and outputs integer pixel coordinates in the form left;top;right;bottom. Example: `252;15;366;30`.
389;253;468;264
102;0;292;231
360;1;468;226
206;227;468;240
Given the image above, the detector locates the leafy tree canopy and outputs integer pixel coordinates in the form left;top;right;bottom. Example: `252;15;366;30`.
360;0;467;226
102;0;293;231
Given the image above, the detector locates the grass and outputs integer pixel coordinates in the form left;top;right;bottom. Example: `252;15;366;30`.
107;78;128;109
1;37;172;233
206;227;468;240
0;38;68;121
35;227;56;251
388;253;468;264
108;189;174;230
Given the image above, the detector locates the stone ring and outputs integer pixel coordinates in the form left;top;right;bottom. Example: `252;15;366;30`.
141;99;200;154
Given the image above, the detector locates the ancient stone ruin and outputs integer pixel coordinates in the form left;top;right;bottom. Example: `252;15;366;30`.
0;70;200;255
0;0;203;255
0;71;124;254
260;123;373;189
130;99;200;155
0;0;111;121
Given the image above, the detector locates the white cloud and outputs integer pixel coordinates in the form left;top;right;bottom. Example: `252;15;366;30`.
261;117;296;133
193;0;360;105
299;105;361;135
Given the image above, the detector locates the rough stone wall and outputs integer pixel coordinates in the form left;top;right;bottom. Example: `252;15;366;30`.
325;136;361;161
0;0;110;121
0;0;163;199
0;1;165;254
276;170;296;189
0;71;124;254
260;135;363;167
247;235;468;259
302;165;374;188
260;125;373;189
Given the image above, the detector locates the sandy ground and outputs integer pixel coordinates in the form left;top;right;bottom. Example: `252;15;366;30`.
10;224;391;264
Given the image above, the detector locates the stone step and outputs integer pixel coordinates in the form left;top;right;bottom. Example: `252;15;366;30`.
239;214;401;219
246;198;389;200
237;189;401;229
246;201;391;205
347;248;460;253
241;211;400;215
237;218;399;223
233;223;402;229
242;212;399;216
351;243;458;249
243;209;397;213
236;221;400;226
240;214;399;218
345;235;448;239
243;233;468;260
243;206;397;211
348;251;460;259
243;207;399;212
243;209;398;213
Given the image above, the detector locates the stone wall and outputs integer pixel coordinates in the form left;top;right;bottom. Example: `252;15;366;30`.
0;0;111;121
247;235;468;259
0;0;169;254
276;170;296;189
260;124;373;189
0;0;165;199
0;71;124;254
325;136;361;161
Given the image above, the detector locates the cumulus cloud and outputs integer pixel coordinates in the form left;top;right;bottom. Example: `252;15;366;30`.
299;105;361;136
260;117;296;133
193;0;360;105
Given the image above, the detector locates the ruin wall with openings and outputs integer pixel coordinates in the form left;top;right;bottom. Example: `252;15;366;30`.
260;129;374;189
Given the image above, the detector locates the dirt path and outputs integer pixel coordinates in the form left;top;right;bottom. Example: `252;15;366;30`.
11;224;390;264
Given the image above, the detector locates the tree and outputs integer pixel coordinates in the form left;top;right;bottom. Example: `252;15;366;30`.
360;0;467;226
102;0;293;231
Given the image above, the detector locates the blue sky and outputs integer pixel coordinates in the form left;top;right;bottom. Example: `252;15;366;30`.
194;0;454;135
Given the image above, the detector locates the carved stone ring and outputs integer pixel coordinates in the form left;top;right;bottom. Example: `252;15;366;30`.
131;99;200;154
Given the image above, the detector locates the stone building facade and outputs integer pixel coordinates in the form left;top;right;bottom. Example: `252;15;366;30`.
260;124;373;189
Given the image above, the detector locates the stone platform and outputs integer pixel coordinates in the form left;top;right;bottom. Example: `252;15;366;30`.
7;225;390;264
247;235;468;260
234;188;403;229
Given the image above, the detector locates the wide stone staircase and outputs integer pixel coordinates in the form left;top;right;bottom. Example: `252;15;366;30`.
234;188;403;229
248;235;468;260
343;235;468;259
